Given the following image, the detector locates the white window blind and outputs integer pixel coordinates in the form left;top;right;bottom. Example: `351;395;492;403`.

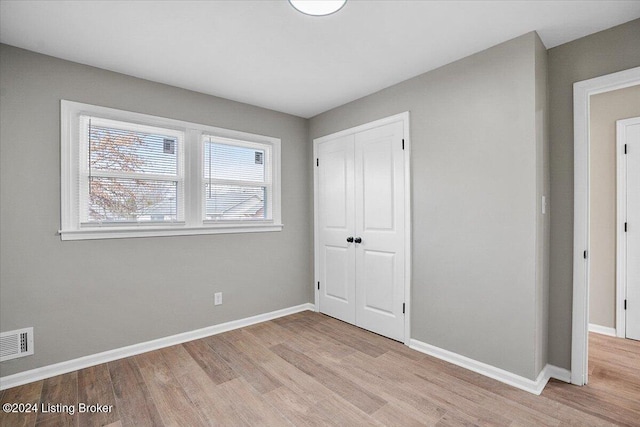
80;116;184;224
203;137;271;221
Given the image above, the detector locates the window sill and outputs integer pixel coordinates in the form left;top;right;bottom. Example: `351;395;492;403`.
59;223;284;241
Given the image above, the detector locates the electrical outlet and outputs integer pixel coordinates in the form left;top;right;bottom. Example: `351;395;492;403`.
214;292;222;306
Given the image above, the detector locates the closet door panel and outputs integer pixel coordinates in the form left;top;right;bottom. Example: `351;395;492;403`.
354;121;405;341
317;135;356;324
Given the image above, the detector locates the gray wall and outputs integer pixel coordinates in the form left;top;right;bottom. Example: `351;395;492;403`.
310;33;546;380
0;44;313;377
547;18;640;369
588;85;640;329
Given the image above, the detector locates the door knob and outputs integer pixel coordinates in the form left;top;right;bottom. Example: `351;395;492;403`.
346;236;354;243
354;237;362;244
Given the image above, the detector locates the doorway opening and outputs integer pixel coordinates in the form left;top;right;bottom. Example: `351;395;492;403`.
572;66;640;386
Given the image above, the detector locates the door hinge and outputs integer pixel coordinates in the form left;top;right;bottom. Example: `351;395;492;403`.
316;158;319;167
624;144;628;154
317;281;320;290
402;303;405;314
584;250;588;259
624;299;627;310
402;139;405;150
625;222;628;232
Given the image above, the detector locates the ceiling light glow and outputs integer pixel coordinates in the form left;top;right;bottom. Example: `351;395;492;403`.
289;0;347;16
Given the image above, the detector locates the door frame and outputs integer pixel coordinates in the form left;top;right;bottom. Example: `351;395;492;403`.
616;116;640;338
572;67;640;386
313;112;412;345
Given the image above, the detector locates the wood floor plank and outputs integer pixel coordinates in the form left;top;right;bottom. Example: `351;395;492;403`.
233;330;383;424
34;415;76;427
282;330;357;364
242;321;290;347
35;372;77;427
262;386;334;427
587;365;640;400
435;409;481;427
0;380;42;427
315;313;425;361
77;364;119;427
302;317;389;358
159;344;249;426
271;342;387;415
261;354;343;405
275;317;366;362
543;380;640;426
231;330;284;365
135;350;207;427
383;347;607;426
411;377;511;426
375;352;563;426
213;328;245;343
234;327;360;406
321;350;477;424
272;311;313;323
372;402;432;427
204;334;282;394
182;339;237;385
107;357;164;427
313;395;387;427
591;353;640;373
350;352;504;426
416;358;609;426
215;378;294;426
312;349;447;423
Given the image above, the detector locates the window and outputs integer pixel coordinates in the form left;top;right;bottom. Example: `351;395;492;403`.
81;117;184;224
60;101;282;240
203;138;272;221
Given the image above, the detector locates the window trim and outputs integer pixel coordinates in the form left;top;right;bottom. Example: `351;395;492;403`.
60;100;282;240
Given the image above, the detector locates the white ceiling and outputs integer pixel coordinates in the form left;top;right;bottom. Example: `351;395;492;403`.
1;1;639;118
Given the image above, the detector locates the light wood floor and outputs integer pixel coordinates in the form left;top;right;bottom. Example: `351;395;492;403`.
1;311;639;426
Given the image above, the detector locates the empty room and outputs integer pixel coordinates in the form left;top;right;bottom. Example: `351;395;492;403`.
1;1;639;426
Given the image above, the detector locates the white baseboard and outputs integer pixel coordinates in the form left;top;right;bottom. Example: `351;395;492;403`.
0;303;315;391
588;323;617;337
544;364;571;384
409;339;570;395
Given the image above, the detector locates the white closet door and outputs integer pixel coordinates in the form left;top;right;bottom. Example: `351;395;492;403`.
354;121;405;341
625;120;640;341
317;134;356;324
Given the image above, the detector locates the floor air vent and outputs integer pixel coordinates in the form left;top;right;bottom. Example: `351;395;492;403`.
0;327;34;362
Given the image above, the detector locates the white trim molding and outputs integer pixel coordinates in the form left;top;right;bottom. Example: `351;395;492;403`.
572;66;640;386
616;117;640;338
0;303;314;391
545;364;572;384
588;323;617;337
410;339;570;395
